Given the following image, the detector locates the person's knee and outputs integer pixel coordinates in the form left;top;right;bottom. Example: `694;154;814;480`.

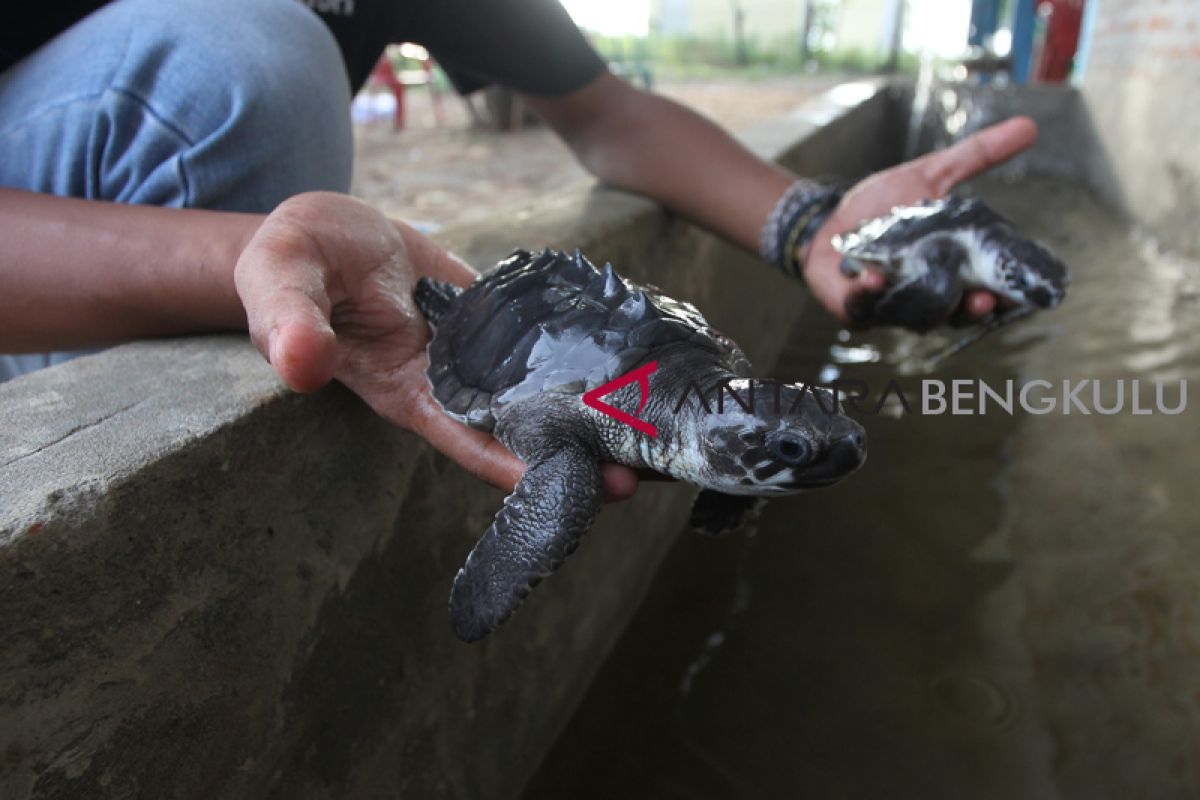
0;0;352;212
108;0;354;211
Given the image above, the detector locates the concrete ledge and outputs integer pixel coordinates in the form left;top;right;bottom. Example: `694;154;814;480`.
0;84;898;799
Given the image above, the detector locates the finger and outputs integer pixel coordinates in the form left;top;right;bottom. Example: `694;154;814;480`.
377;355;641;502
412;407;639;501
269;313;339;392
947;291;998;326
394;366;527;492
600;464;640;503
830;264;889;325
389;359;642;503
417;405;527;492
919;116;1039;196
853;266;888;294
235;235;338;393
963;290;996;319
803;246;859;322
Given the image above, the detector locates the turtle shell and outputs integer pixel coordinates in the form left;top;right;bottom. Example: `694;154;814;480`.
835;196;1012;261
425;249;749;431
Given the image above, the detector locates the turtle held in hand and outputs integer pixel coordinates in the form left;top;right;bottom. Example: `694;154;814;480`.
416;249;866;642
834;196;1068;341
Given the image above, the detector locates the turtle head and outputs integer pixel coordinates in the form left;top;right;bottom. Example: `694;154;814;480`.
989;235;1069;309
692;380;866;496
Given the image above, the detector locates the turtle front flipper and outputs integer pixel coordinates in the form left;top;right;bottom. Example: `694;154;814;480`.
450;443;604;642
689;490;766;536
864;236;969;331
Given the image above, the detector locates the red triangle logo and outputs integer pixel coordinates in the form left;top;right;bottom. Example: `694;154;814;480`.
581;361;658;438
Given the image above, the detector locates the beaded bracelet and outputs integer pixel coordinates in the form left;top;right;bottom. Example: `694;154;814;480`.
758;179;844;278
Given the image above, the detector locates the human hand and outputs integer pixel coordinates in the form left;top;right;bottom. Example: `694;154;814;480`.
234;192;638;500
801;117;1039;324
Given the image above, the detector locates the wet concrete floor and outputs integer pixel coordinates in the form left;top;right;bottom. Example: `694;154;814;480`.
524;177;1200;799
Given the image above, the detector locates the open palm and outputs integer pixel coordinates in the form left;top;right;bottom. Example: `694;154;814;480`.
234;192;637;498
803;117;1039;323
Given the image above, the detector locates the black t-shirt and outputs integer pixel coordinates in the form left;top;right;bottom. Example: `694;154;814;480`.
1;0;606;95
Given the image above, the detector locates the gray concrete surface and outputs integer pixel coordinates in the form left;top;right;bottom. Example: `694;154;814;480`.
0;84;898;799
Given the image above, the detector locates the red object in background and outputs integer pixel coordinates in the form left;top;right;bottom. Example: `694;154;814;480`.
1036;0;1085;83
367;48;444;131
369;55;407;131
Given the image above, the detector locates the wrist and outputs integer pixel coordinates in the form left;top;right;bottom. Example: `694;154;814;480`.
795;212;839;279
758;179;844;280
0;190;267;351
118;207;266;340
203;211;264;330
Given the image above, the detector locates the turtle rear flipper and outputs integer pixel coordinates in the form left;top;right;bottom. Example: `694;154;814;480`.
868;237;970;331
414;277;462;325
922;303;1037;370
689;490;766;536
450;443;604;642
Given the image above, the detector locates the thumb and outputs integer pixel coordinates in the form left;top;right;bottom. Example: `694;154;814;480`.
843;272;887;324
267;306;338;392
804;238;887;322
235;234;339;393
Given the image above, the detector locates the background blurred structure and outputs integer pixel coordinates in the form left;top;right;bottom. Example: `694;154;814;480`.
644;0;911;71
1081;0;1200;257
353;0;1094;128
564;0;1090;79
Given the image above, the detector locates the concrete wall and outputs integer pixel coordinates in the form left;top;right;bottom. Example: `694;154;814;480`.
0;84;901;799
907;80;1104;183
1079;0;1200;257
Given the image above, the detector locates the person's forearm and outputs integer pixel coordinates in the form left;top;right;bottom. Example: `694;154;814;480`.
0;188;261;352
527;74;795;255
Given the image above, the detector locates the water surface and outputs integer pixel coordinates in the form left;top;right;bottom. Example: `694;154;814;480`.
524;178;1200;799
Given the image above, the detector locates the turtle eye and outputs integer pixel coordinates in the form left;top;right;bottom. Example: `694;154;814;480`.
1019;268;1038;289
767;431;812;466
1005;262;1031;289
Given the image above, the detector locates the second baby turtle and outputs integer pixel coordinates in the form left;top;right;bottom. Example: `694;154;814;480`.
834;196;1068;340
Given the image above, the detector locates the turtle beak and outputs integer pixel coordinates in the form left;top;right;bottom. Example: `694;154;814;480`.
1025;286;1058;309
785;416;867;488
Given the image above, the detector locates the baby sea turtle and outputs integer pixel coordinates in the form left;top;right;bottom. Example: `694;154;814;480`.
834;196;1068;349
416;249;866;642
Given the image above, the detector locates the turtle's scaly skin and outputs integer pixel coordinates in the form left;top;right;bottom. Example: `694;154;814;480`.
417;249;866;642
